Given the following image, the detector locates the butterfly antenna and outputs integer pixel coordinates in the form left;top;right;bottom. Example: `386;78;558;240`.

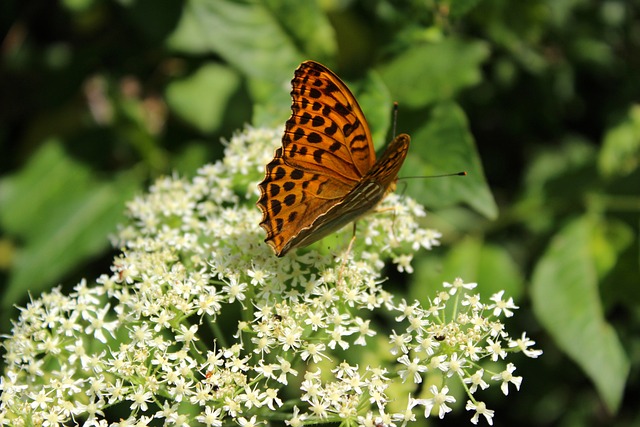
392;102;399;138
400;171;467;179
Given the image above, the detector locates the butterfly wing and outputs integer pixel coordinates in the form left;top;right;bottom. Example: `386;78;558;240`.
257;146;355;256
282;61;377;180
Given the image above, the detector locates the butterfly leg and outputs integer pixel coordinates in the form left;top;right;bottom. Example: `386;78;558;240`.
374;204;401;246
337;222;358;284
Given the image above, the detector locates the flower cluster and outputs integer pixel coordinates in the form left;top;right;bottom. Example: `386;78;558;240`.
0;127;541;426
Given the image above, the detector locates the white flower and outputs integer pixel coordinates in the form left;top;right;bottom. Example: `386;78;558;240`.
29;387;53;410
222;276;248;304
351;317;376;345
237;415;260;427
428;355;448;372
175;324;200;346
196;406;223;427
263;388;283;410
285;406;306;427
489;290;518;317
393;254;414;273
389;330;412;355
83;304;118;344
300;342;327;363
396;355;427;383
443;277;477;295
485;338;507;361
466;400;495;425
443;353;466;377
464;369;489;393
128;385;153;411
417;385;456;419
508;332;543;358
491;363;522;395
247;266;269;286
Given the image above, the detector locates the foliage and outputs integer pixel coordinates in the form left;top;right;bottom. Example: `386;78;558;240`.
1;0;638;426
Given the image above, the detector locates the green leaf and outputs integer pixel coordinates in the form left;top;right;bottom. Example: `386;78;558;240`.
168;0;303;114
0;144;91;239
356;69;393;151
169;0;302;74
515;137;596;233
172;141;211;175
165;63;241;134
378;38;489;108
120;0;184;43
261;0;337;60
449;0;482;17
412;236;524;303
598;104;640;179
0;140;141;308
403;101;498;219
531;215;630;413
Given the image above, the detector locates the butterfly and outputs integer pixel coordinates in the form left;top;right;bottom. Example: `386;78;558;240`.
257;60;410;257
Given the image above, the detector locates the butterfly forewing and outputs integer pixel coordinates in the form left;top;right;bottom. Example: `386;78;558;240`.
285;61;376;180
257;60;411;256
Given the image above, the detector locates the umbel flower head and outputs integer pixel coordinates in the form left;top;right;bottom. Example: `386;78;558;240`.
0;127;541;426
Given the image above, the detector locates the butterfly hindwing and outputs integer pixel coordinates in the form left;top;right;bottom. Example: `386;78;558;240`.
257;147;354;255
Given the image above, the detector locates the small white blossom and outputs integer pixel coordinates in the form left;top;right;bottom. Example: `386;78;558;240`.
393;254;414;273
485;338;507;361
492;363;523;395
443;277;477;295
489;290;519;317
176;324;200;346
443;353;466;377
300;342;327;363
389;330;412;355
237;415;260;427
416;385;456;419
466;400;495;425
464;369;490;393
397;355;428;383
128;385;153;411
196;406;223;427
509;332;543;358
83;304;118;344
285;406;306;427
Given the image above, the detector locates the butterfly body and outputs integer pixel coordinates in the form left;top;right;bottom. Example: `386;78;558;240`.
257;61;410;257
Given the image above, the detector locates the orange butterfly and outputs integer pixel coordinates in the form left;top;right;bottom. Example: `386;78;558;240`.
257;61;410;257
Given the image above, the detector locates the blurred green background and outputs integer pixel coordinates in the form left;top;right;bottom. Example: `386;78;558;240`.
1;0;638;426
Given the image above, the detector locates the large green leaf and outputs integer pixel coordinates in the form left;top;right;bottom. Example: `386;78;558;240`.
0;141;140;308
449;0;482;17
531;215;631;413
165;63;241;134
514;137;597;234
598;104;640;179
378;38;489;108
402;102;497;219
261;0;337;60
412;236;524;304
168;0;305;121
355;69;393;152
